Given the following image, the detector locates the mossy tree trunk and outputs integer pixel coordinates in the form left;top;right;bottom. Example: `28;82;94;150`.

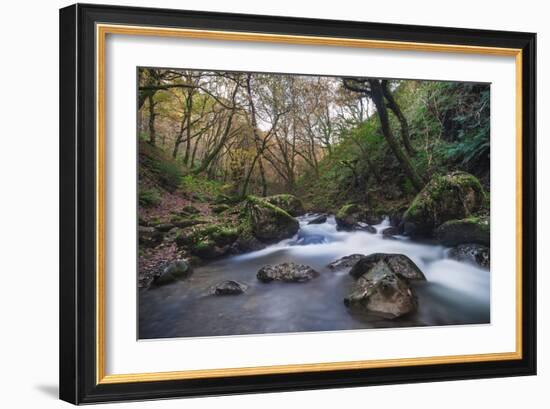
343;78;424;192
381;80;415;156
147;94;156;146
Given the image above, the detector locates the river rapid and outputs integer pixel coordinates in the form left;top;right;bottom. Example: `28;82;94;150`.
139;214;490;339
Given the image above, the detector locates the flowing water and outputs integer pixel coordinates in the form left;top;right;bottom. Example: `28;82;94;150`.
139;215;490;339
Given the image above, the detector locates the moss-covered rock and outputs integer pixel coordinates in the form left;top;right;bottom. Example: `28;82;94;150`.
402;172;487;237
211;203;231;214
434;216;490;246
241;196;299;242
264;194;305;216
176;223;240;259
138;226;163;248
180;205;200;215
169;216;209;229
152;259;193;286
335;204;364;230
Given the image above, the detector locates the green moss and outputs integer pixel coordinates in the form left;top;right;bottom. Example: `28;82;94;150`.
403;172;487;236
245;195;294;220
212;204;231;214
178;222;241;252
240;196;299;241
149;216;161;225
139;188;161;207
443;216;489;233
337;204;361;219
264;194;304;216
192;240;215;252
434;216;490;246
139;141;183;192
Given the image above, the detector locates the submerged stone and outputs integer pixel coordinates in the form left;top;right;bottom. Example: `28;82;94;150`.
257;262;319;283
212;280;247;295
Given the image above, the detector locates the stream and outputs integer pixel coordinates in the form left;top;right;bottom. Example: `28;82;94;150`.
139;214;490;339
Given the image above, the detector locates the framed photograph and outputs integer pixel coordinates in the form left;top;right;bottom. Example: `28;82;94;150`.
59;3;536;404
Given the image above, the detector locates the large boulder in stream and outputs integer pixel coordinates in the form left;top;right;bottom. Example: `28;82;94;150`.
152;259;193;286
242;196;300;242
212;280;247;295
349;253;426;281
402;172;487;237
448;244;490;269
264;194;305;216
344;260;417;319
257;262;319;283
327;254;365;270
434;217;490;246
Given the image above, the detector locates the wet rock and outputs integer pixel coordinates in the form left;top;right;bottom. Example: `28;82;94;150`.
344;260;417;319
335;204;364;230
139;226;163;248
357;223;376;234
402;172;487;237
349;253;426;281
243;196;299;242
434;217;490;246
295;233;326;245
382;226;400;237
389;210;405;228
257;262;319;283
152;259;193;286
448;244;490;269
308;214;328;224
231;232;266;253
264;194;305;216
327;254;365;270
212;280;247;295
364;213;383;225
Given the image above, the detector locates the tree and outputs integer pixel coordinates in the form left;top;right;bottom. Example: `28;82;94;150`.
382;80;415;155
343;78;424;191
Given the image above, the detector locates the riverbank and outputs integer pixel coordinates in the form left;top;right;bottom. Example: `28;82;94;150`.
139;214;489;339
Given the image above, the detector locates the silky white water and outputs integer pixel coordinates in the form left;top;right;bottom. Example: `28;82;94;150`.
139;214;490;339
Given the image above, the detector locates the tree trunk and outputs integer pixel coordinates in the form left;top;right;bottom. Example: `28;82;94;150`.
183;88;194;165
147;94;156;146
368;79;424;191
258;157;268;196
381;80;415;155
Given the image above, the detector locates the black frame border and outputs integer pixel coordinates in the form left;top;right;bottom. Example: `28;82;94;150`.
59;3;536;404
